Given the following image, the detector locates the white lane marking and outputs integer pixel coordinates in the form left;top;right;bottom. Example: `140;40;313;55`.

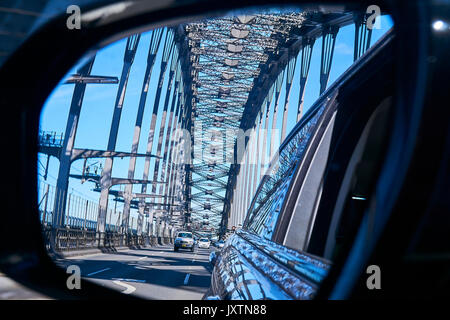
86;268;111;276
112;278;146;283
138;256;147;260
113;280;136;294
183;274;191;285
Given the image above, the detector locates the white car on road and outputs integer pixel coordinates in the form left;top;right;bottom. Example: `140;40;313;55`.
174;232;195;252
198;238;211;249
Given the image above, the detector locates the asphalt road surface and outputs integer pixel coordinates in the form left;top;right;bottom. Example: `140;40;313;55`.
0;273;50;300
57;244;215;299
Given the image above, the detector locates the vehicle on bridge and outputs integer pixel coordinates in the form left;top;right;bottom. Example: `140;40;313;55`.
198;238;211;249
174;232;195;252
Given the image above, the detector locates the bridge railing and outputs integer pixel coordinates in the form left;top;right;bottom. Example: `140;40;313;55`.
41;225;174;251
42;226;160;252
38;130;64;148
38;175;174;249
38;182;176;252
38;182;123;231
42;227;97;251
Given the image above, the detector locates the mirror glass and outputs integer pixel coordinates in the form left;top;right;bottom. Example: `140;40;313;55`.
38;4;393;299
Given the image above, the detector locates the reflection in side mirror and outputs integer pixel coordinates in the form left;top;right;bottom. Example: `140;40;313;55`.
35;1;396;300
209;251;218;267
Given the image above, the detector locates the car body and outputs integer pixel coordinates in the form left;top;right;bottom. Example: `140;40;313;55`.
198;238;211;249
174;232;195;252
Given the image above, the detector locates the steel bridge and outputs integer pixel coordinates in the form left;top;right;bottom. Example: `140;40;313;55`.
37;6;381;247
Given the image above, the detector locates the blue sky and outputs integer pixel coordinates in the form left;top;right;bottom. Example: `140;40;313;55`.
38;12;393;226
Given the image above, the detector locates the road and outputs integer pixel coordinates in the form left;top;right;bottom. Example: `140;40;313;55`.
57;244;215;299
0;273;50;300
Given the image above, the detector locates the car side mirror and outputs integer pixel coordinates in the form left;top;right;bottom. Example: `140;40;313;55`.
209;251;218;266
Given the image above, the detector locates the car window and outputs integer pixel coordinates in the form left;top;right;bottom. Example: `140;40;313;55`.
282;111;337;251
